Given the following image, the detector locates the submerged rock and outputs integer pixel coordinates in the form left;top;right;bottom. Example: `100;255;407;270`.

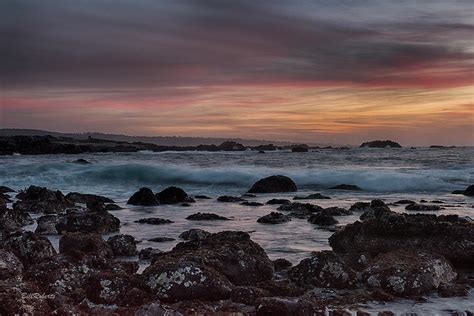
329;211;474;268
241;201;264;206
149;236;175;242
257;212;291;224
289;251;357;289
195;195;212;199
179;228;211;241
156;186;195;204
329;184;362;191
107;234;137;256
217;195;246;202
321;207;352;216
294;193;331;200
127;187;159;206
405;203;442;211
14;185;74;214
291;146;308;152
363;249;457;296
186;212;230;221
65;192;114;204
394;199;416;205
248;175;297;193
135;217;173;225
266;198;291;205
71;158;91;164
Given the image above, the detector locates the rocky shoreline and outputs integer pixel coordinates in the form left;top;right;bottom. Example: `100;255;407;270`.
1;178;473;315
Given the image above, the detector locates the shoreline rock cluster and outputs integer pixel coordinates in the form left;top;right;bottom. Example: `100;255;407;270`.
1;179;473;314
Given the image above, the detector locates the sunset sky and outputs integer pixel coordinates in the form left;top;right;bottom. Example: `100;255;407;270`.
1;0;473;145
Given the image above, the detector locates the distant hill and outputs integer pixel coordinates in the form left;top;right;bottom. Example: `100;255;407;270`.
0;129;328;147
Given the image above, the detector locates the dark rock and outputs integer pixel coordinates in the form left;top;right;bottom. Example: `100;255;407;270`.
277;202;324;218
349;202;371;212
179;228;211;241
104;203;122;211
438;282;470;297
195;195;212;199
149;236;175;242
258;150;265;154
463;185;474;196
217;195;246;202
291;146;309;153
0;207;34;230
231;286;269;304
308;213;338;226
255;297;315;316
289;251;357;289
5;231;56;265
180;202;191;207
241;201;264;206
218;140;246;151
126;187;159;206
14;185;74;214
257;212;291;224
56;208;120;234
65;192;114;204
248;175;297;193
0;186;15;193
322;207;352;216
256;279;305;297
35;214;59;234
138;247;162;261
273;258;293;271
329;184;362;191
0;249;24;281
266;198;291;205
394;199;416;204
405;203;442;211
0;281;52;315
363;249;457;296
451;190;465;195
59;232;113;258
242;193;257;197
186;212;230;221
156;186;195;204
329;211;474;268
107;234;137;256
359;140;402;148
71;158;91;164
350;200;391;217
134;217;173;225
294;193;331;200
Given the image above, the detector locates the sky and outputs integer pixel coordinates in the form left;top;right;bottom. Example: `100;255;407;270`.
1;0;473;145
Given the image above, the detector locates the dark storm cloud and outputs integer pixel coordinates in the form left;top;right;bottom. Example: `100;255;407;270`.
1;0;473;89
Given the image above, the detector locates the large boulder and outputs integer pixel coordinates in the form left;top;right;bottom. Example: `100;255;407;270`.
5;231;56;265
248;175;297;193
56;207;120;234
65;192;114;204
363;250;457;296
107;234;137;256
288;251;357;289
156;186;195;204
359;140;402;148
59;232;113;258
14;185;74;214
127;187;159;206
329;211;474;268
463;184;474;196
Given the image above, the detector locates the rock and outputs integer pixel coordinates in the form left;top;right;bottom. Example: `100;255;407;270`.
179;228;211;241
127;187;159;206
231;286;269;304
266;198;291;205
217;195;246;202
14;185;74;214
349;200;390;216
349;202;371;212
149;237;175;242
138;247;162;261
35;215;59;234
156;186;195;204
463;185;474;196
56;208;120;234
104;203;122;211
329;211;474;268
255;297;315;316
322;207;352;216
186;212;230;221
218;140;246;151
308;213;338;226
71;158;91;164
59;232;113;258
5;231;56;265
257;212;291;224
288;251;357;289
405;203;442;211
242;193;257;197
180;202;191;207
294;193;331;200
291;146;309;153
0;249;24;281
329;184;362;191
258;150;265;154
241;201;264;206
359;140;402;148
363;250;457;296
273;258;293;272
0;207;34;230
451;190;465;195
256;279;305;297
0;281;52;315
248;175;297;193
277;202;324;218
0;186;15;193
394;199;416;204
438;282;470;297
65;192;114;204
195;195;212;199
107;234;137;256
135;217;174;225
